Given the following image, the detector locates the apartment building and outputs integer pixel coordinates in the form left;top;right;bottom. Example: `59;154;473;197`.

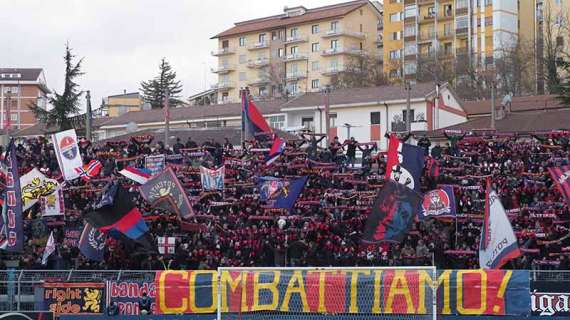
102;92;143;117
0;68;49;131
383;0;529;81
211;0;383;104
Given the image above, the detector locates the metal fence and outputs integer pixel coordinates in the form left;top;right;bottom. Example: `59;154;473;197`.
1;269;570;313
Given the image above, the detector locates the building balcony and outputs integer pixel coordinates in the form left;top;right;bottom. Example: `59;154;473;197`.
211;82;235;91
284;35;308;44
456;47;468;56
210;65;235;74
439;30;454;40
248;78;271;87
456;7;468;15
321;47;365;56
248;41;270;50
247;58;270;68
418;32;435;42
286;72;307;81
456;28;468;38
284;53;308;61
404;0;416;5
419;15;435;24
321;65;362;76
438;12;454;21
418;0;435;5
211;48;235;56
322;29;366;39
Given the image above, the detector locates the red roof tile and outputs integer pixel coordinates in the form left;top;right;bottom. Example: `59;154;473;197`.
463;95;563;116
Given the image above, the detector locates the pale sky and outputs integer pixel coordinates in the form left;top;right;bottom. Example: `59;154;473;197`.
3;0;346;111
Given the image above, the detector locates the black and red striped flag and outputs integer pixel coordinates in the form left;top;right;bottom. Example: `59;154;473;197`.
548;166;570;206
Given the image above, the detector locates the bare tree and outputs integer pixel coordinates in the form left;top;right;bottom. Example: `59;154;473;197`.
494;38;536;96
540;1;570;93
264;61;286;98
331;54;388;88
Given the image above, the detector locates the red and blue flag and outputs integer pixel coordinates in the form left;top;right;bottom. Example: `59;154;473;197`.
385;134;425;192
548;166;570;206
258;176;308;211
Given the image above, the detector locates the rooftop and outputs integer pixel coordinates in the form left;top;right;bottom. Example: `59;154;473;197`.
15;117;113;137
0;68;44;82
107;92;140;99
462;95;563;117
212;0;372;38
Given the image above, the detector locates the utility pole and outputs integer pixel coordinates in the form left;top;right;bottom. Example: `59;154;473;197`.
85;90;93;141
405;81;412;133
323;85;331;144
164;89;170;148
490;82;496;130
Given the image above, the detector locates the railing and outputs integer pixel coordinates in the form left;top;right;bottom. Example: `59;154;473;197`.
246;57;270;68
283;53;308;61
284;35;308;44
247;41;270;50
211;47;234;56
322;29;366;39
321;47;365;56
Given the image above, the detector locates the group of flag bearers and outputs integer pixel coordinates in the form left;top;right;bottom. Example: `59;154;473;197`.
2;88;570;270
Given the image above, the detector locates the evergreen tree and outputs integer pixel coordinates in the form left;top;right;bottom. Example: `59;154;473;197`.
31;43;83;131
140;58;183;108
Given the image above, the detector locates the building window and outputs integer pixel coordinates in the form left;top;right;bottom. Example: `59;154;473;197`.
221;92;229;102
404;24;416;37
428;7;436;17
404;43;417;55
117;106;128;116
277;48;284;57
404;5;417;18
272;31;278;40
311;42;320;52
222;40;229;48
259;87;267;96
312;24;320;34
402;109;415;122
311;61;320;71
259;33;266;43
2;86;18;94
311;79;320;89
239;37;246;47
330;39;339;49
390;13;401;22
331;21;339;31
389;50;401;59
239;54;246;64
443;4;452;16
268;115;285;129
302;117;314;131
391;32;401;40
10;114;18;121
290;27;299;38
290;46;299;55
287;83;299;95
370;112;380;125
404;62;417;75
239;72;247;81
457;0;468;9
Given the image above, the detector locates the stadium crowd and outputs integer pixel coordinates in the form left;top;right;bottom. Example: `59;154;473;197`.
1;130;570;271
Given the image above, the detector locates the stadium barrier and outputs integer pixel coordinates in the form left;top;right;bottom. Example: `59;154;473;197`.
0;269;569;318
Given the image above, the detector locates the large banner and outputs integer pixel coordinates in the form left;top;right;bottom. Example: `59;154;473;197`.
145;155;165;176
52;129;83;181
106;280;156;315
20;168;59;211
0;141;24;252
154;269;529;316
531;280;570;316
39;282;105;316
139;168;193;219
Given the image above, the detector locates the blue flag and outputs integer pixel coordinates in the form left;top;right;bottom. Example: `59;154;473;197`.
385;134;425;192
362;180;421;243
419;185;456;219
258;176;308;211
79;223;106;261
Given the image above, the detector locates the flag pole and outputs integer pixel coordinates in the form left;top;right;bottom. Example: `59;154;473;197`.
240;88;244;148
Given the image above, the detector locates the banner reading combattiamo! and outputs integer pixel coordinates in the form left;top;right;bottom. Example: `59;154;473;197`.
154;269;530;316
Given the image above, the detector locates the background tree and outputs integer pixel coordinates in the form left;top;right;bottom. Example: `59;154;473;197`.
30;43;83;131
541;2;570;93
140;58;183;108
331;54;388;88
494;38;535;96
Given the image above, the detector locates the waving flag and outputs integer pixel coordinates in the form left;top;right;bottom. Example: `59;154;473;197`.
200;166;225;191
241;91;285;165
266;137;286;165
139;168;193;219
362;180;421;243
385;134;425;192
52;129;84;181
479;181;521;269
84;182;148;240
79;223;106;261
41;231;56;265
258;176;307;211
119;166;151;185
548;166;570;206
158;236;176;255
419;185;456;219
0;140;24;252
20;168;59;211
75;160;102;182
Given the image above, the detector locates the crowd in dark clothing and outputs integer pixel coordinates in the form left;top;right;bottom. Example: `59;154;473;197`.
1;130;569;271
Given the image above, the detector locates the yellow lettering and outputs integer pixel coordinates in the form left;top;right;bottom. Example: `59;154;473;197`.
348;270;370;313
385;270;415;314
252;271;281;311
220;271;248;312
456;270;487;315
371;270;383;313
280;271;309;312
436;270;452;314
307;270;340;313
159;271;188;314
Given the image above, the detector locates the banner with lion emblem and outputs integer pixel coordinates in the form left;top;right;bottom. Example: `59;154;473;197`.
20;168;60;211
38;282;105;315
419;185;456;219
